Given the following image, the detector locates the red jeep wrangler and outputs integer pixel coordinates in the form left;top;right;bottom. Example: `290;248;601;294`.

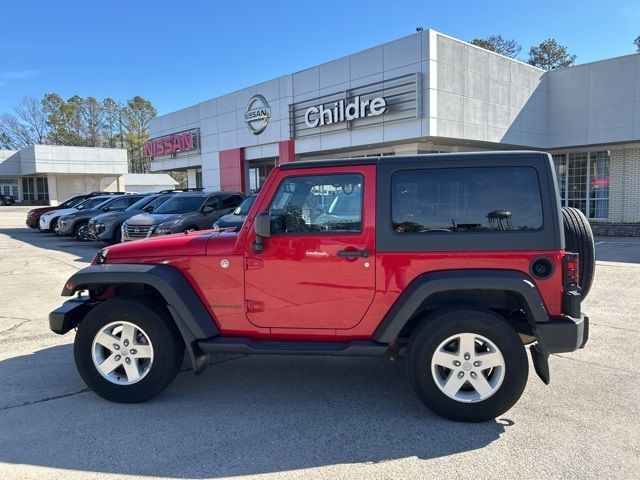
50;152;593;422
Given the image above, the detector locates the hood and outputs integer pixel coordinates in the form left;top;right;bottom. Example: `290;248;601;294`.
42;207;77;219
104;230;239;260
28;206;58;216
105;230;219;259
126;213;182;226
215;212;246;228
91;209;140;225
62;208;101;221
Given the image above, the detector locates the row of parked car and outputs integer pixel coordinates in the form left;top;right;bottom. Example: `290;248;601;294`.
26;188;259;243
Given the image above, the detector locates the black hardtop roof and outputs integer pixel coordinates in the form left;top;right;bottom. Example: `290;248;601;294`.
278;151;551;170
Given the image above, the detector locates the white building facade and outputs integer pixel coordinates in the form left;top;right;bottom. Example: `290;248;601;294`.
147;29;640;230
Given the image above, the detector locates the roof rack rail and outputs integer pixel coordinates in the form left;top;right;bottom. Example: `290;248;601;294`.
157;187;205;193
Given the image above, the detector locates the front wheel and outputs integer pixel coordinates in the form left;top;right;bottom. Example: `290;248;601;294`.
74;221;89;241
407;308;528;422
74;298;184;403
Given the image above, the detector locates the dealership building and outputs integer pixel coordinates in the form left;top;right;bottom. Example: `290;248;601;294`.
0;145;177;204
146;29;640;231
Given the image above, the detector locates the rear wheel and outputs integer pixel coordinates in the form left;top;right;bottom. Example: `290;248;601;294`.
562;207;595;298
407;308;528;422
74;298;184;403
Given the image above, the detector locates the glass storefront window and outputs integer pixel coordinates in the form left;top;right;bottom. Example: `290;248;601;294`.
36;177;49;201
22;178;35;201
551;151;609;220
589;151;609;219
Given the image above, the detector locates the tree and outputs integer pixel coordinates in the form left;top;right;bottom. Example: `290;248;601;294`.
635;35;640;53
3;93;157;173
471;35;521;59
102;98;124;148
528;38;576;70
124;96;157;173
0;97;49;149
83;97;104;147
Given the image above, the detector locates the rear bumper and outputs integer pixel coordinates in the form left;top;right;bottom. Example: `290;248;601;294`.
49;296;94;334
535;313;589;354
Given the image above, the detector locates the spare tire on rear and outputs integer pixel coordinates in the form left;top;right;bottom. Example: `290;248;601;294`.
561;207;595;299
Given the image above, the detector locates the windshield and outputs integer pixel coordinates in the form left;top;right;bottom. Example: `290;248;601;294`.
233;194;257;215
126;195;157;211
152;195;204;214
76;197;110;210
60;195;86;208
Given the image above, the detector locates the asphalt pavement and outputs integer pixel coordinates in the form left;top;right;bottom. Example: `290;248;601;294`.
0;206;638;479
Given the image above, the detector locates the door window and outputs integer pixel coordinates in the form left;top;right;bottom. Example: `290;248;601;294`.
221;195;244;209
268;174;363;233
203;196;220;209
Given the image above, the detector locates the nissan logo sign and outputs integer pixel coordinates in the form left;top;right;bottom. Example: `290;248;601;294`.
245;94;271;135
304;96;387;128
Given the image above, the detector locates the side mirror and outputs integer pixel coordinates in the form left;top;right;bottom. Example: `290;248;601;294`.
254;212;271;238
202;206;214;214
252;212;271;254
144;205;154;212
101;206;110;212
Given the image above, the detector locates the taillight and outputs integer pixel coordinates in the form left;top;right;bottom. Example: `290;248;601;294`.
564;252;579;290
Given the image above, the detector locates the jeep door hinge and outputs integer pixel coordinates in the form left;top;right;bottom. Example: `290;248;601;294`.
246;300;264;313
245;257;263;270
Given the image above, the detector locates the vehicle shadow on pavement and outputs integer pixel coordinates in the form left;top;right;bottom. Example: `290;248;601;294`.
0;344;510;478
594;238;640;264
0;227;103;263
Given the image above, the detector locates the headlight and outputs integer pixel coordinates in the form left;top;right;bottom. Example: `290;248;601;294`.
155;220;180;234
94;248;109;265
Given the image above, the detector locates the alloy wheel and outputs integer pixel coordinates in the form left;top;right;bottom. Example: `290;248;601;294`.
91;321;154;385
430;332;505;403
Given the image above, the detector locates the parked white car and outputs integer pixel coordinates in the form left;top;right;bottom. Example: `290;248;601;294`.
39;196;113;234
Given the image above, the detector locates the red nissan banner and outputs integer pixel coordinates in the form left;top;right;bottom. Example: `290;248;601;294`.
144;130;198;157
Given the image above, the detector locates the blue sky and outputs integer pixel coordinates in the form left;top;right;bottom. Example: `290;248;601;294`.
0;0;638;115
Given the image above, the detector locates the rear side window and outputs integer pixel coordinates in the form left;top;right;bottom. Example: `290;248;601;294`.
392;167;543;233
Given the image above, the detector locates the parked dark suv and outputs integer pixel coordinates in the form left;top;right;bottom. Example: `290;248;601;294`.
122;190;245;241
212;191;259;232
58;194;147;240
88;194;174;244
50;152;594;422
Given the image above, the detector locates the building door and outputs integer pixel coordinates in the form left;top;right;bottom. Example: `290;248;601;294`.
247;158;277;192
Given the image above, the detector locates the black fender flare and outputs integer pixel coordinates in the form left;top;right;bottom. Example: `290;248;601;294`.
62;263;219;373
373;269;549;343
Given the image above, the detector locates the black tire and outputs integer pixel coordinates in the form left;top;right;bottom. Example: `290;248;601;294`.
112;224;122;244
407;308;528;422
52;217;63;236
562;207;595;299
74;298;184;403
74;221;89;241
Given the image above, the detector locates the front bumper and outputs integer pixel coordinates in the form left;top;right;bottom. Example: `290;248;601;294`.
57;219;74;235
535;313;589;354
87;223;111;241
49;296;94;334
26;216;38;228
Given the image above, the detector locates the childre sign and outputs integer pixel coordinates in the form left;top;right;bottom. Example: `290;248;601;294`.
304;96;387;128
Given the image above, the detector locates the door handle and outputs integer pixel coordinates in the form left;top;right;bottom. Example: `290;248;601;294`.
337;249;370;258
